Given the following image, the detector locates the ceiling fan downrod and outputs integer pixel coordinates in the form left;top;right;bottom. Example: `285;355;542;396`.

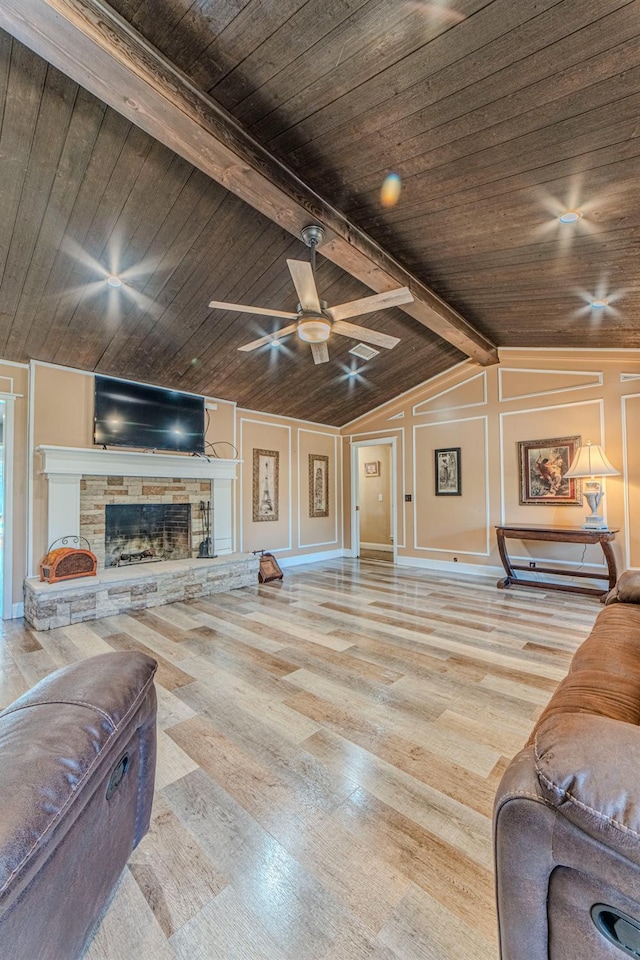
300;224;325;279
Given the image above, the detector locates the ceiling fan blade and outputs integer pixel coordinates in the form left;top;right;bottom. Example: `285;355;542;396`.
209;300;297;320
329;286;413;322
331;320;400;350
287;259;321;313
237;323;298;352
310;342;329;364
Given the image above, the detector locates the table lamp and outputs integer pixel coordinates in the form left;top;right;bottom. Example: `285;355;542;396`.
563;440;620;530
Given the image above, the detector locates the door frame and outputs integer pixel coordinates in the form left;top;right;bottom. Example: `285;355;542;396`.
1;396;15;618
350;436;397;562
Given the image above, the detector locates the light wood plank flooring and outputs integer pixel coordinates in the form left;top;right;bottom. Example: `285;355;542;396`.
0;560;601;959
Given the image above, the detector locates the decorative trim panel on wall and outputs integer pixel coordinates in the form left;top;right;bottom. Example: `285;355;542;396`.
298;429;339;549
239;417;292;553
499;398;608;570
412;371;486;416
412;416;490;556
622;393;640;570
498;368;602;402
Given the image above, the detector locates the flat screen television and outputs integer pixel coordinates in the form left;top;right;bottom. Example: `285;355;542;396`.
94;376;205;453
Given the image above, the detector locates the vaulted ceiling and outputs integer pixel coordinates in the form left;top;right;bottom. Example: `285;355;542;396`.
0;0;639;424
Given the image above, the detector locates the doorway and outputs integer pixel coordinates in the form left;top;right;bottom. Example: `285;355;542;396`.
352;438;396;563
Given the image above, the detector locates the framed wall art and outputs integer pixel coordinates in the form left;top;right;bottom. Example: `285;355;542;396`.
309;454;329;518
363;461;380;477
252;448;279;522
434;447;461;496
518;436;582;505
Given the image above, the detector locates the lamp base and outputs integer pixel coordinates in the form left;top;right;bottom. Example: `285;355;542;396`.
582;514;608;530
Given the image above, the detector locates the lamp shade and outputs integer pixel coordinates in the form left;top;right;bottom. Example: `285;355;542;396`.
563;442;620;479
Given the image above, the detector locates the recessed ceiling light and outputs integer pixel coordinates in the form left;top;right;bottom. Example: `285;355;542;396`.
590;299;609;308
558;209;583;224
106;275;122;287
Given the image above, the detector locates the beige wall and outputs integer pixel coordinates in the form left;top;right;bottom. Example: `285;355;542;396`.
29;363;240;572
237;411;341;557
358;444;392;547
22;363;342;589
9;348;640;614
342;350;640;575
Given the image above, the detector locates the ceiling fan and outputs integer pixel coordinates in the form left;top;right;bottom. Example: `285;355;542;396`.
208;226;414;364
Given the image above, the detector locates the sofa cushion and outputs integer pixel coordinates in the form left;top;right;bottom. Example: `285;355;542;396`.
605;570;640;605
534;712;640;868
526;605;640;743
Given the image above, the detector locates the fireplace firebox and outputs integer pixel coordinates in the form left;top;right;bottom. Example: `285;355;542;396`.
105;503;191;567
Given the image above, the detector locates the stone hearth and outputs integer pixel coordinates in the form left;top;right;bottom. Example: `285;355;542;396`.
29;446;245;627
24;553;259;631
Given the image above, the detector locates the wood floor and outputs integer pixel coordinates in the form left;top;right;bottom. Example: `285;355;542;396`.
0;560;601;959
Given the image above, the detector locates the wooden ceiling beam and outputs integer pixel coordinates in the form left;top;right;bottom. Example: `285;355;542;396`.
0;0;498;366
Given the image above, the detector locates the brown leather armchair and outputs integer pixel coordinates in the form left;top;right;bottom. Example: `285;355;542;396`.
0;651;158;960
494;599;640;959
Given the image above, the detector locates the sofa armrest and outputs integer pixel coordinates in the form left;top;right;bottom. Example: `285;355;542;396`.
605;570;640;605
494;746;558;960
534;712;640;868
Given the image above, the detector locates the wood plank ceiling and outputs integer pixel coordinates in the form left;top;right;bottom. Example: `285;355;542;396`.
1;0;640;424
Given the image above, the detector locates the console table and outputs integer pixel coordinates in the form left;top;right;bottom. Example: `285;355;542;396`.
496;524;619;598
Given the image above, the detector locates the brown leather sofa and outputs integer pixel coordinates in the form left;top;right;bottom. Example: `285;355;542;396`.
494;577;640;959
0;651;158;960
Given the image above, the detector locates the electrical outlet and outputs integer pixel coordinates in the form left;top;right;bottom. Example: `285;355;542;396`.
453;557;458;563
404;494;412;502
529;561;536;569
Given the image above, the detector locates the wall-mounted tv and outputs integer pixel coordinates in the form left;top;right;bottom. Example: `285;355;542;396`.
94;376;205;453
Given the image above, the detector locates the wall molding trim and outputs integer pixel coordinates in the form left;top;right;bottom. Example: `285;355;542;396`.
277;548;346;566
498;367;602;402
412;370;486;416
621;392;640;570
412;415;490;556
297;428;339;549
340;358;473;430
396;555;501;578
239;417;292;554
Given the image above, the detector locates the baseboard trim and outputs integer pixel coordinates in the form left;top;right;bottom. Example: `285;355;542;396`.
360;541;393;552
9;601;24;620
396;556;502;578
278;549;346;568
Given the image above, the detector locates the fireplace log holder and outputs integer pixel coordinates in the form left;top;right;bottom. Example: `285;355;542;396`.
40;536;98;584
117;549;162;566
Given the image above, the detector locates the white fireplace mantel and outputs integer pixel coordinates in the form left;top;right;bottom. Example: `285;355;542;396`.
37;445;240;480
36;445;240;560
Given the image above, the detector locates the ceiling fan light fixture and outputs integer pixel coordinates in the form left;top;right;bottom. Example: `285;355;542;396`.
297;317;331;343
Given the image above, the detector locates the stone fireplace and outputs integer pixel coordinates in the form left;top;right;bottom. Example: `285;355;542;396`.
104;502;192;567
26;445;256;632
80;474;213;569
36;445;238;571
